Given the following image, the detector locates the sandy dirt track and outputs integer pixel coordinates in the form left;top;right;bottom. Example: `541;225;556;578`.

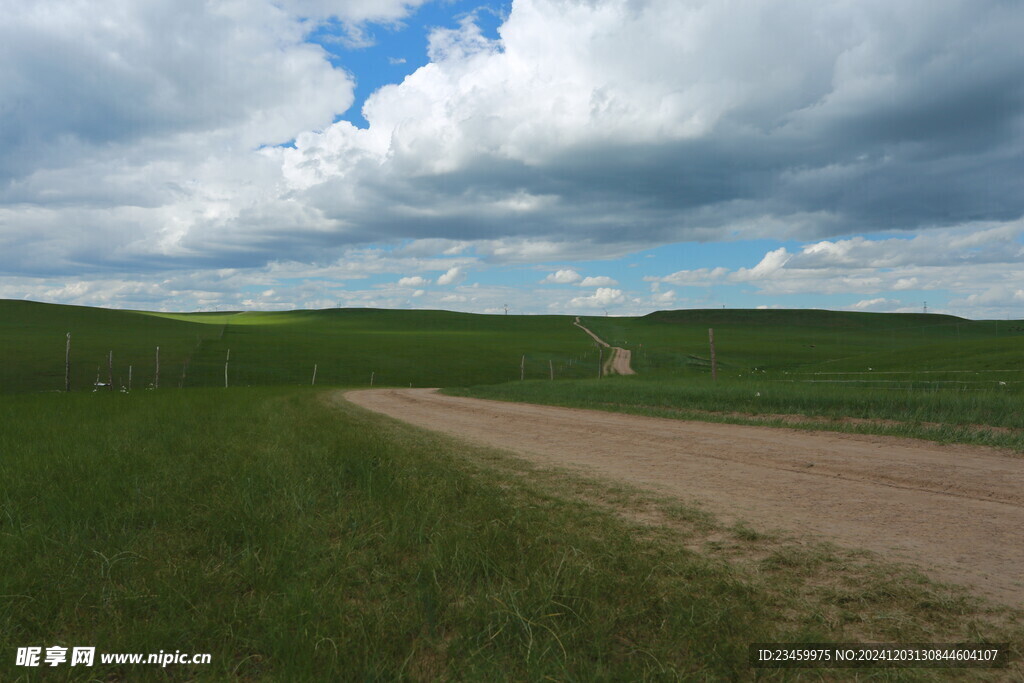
343;388;1024;607
573;317;635;375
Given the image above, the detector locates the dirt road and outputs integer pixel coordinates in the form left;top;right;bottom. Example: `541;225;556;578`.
344;388;1024;607
573;317;635;375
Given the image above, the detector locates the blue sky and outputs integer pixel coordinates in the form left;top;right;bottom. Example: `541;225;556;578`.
309;1;510;128
1;0;1022;318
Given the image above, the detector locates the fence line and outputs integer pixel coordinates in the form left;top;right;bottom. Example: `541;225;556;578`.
787;369;1024;376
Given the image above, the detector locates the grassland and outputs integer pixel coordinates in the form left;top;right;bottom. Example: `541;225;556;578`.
6;299;1020;399
2;300;1023;677
451;375;1024;451
454;309;1024;450
580;308;1024;379
0;300;595;394
1;389;1020;680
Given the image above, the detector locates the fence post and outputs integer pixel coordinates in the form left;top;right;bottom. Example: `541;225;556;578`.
108;351;113;391
598;346;603;379
370;371;375;387
155;346;160;389
709;328;717;381
65;333;71;392
311;363;318;386
128;365;133;392
549;359;554;380
520;354;525;381
224;349;230;388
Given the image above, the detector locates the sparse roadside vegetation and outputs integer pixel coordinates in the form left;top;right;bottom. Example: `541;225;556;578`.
1;389;1021;679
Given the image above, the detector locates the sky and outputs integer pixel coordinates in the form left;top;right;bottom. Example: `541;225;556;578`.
2;0;1023;319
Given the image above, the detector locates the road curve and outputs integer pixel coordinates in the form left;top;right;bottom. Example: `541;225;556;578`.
573;317;635;375
342;387;1024;608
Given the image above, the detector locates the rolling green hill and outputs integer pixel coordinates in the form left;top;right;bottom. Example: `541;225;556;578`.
3;301;1023;677
0;300;596;394
452;308;1024;449
3;300;1020;395
578;308;1024;381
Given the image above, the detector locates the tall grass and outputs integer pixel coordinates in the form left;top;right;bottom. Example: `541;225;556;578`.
1;390;1020;679
0;389;761;679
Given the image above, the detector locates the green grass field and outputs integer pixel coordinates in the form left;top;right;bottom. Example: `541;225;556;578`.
1;389;1020;680
445;309;1024;450
0;300;596;394
578;308;1024;380
2;300;1023;678
451;374;1024;451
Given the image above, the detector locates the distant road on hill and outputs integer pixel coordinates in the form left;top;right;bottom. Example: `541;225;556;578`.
573;317;635;376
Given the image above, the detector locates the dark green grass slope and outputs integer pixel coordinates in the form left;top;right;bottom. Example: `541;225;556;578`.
174;309;595;388
0;301;595;394
4;300;1021;401
0;300;223;394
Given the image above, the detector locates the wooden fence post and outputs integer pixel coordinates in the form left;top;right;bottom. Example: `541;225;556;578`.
65;333;71;392
598;346;603;379
709;328;717;381
370;371;375;387
520;354;525;381
108;351;113;391
224;349;230;388
155;346;160;389
128;365;133;392
549;359;554;380
311;363;317;386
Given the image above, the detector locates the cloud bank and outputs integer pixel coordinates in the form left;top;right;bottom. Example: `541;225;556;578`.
1;0;1022;315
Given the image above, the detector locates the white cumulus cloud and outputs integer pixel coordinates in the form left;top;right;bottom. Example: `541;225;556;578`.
570;287;625;309
541;269;583;284
437;266;466;285
578;276;618;287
